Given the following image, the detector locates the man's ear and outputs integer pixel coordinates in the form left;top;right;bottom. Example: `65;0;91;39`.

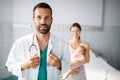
32;16;35;22
51;17;53;23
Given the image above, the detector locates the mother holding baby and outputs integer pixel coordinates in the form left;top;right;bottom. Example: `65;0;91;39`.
68;22;90;80
61;22;90;80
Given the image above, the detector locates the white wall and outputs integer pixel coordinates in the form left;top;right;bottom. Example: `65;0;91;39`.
0;0;13;22
13;0;103;26
0;0;13;79
104;0;120;27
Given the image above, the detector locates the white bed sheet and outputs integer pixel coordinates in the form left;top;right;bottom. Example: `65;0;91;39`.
85;50;120;80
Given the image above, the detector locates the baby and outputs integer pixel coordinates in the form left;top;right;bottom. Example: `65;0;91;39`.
60;46;86;80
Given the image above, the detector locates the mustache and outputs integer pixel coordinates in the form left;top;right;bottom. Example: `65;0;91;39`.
40;24;47;26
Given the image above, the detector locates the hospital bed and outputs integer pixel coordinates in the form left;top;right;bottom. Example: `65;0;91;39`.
85;50;120;80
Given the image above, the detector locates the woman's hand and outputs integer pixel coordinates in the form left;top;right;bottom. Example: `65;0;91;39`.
71;67;81;74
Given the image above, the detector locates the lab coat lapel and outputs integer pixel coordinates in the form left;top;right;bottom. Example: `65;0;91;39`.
34;33;54;60
34;33;40;56
47;34;54;62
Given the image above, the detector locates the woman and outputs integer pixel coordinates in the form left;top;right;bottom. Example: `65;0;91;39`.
67;22;90;80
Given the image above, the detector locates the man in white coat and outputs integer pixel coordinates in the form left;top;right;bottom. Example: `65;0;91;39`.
5;2;71;80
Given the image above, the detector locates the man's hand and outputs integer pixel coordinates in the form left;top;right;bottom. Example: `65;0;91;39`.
21;53;40;70
48;50;61;70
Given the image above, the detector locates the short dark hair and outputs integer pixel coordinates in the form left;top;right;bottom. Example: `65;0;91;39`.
33;2;52;17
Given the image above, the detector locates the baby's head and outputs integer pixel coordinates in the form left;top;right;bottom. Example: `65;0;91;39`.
76;46;86;55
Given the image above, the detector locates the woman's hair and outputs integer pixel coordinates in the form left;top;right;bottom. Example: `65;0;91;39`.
33;2;52;17
70;22;82;31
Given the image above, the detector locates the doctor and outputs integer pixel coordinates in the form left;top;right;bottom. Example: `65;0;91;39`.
6;2;71;80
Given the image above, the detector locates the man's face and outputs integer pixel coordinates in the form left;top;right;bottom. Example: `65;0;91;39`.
33;8;52;34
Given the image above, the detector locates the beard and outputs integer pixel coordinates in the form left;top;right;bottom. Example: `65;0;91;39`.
36;24;51;34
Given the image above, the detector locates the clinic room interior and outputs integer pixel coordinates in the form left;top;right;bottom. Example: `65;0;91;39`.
0;0;120;80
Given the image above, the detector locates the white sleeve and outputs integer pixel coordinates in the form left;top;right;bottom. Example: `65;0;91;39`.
5;41;25;77
61;42;71;74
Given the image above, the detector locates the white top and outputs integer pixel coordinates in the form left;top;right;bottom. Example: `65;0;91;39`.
67;44;86;80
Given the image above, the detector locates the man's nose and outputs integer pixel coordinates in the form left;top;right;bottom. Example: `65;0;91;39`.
41;18;46;24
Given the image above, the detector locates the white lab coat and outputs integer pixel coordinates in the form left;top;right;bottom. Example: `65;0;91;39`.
6;33;71;80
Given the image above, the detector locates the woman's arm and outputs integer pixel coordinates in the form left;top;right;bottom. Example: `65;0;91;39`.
71;42;90;66
83;42;90;63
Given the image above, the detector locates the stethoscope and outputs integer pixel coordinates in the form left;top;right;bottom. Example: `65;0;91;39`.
28;33;53;56
29;33;38;55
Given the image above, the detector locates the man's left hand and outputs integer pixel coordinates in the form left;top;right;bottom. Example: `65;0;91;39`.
48;50;61;70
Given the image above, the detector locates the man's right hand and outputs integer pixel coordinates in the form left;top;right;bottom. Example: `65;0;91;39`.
21;53;40;70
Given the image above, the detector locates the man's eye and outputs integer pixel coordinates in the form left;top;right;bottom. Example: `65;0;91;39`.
45;16;51;20
37;16;41;19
